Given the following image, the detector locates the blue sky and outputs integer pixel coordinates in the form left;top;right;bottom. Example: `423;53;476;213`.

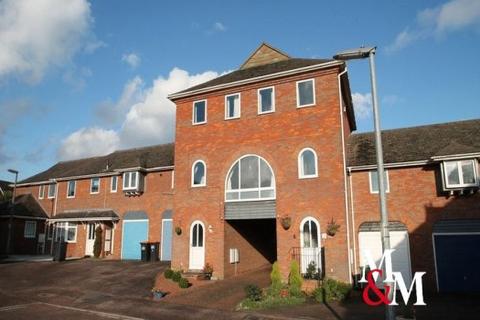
1;0;479;181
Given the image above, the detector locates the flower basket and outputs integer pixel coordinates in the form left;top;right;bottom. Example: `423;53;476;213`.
281;216;292;230
175;226;182;235
326;219;340;237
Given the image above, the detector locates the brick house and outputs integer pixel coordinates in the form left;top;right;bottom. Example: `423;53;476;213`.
9;43;480;293
168;43;480;293
13;144;174;260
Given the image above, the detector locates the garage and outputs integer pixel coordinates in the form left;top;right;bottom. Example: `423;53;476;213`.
121;211;149;260
433;219;480;293
358;221;412;287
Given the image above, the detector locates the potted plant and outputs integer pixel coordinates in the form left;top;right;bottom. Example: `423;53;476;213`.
280;216;292;230
175;226;182;235
326;218;340;237
203;263;213;280
151;287;166;300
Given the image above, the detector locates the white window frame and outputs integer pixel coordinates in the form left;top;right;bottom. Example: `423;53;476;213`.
38;185;45;199
47;183;56;199
56;222;77;243
123;171;139;190
442;159;478;188
90;177;100;194
369;170;390;194
191;160;207;187
296;78;316;108
224;154;276;202
66;180;76;198
24;221;36;238
192;99;207;125
298;147;319;179
111;176;118;193
257;86;275;115
225;93;241;120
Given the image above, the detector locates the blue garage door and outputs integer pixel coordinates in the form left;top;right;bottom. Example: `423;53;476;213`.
122;218;149;260
434;234;480;293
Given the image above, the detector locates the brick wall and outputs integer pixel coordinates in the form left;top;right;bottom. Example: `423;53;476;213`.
350;165;480;290
172;66;352;281
15;170;173;259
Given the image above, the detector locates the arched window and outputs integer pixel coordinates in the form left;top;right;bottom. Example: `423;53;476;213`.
192;160;206;187
298;148;318;178
225;155;275;201
300;217;321;274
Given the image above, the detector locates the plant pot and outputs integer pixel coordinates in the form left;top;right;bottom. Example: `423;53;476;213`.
152;291;166;300
175;227;182;235
281;217;291;230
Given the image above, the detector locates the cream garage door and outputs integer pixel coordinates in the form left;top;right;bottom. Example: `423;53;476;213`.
359;230;412;288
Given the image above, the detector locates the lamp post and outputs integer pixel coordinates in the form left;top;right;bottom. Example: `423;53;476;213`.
6;169;18;255
334;47;394;320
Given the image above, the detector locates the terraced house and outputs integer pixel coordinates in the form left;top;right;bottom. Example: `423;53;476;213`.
4;43;479;294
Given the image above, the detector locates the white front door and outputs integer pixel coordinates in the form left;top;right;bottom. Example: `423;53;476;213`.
300;217;321;274
358;230;412;288
85;223;96;256
189;221;205;270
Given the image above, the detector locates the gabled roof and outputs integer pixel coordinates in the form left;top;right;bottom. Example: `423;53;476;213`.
347;118;480;167
0;194;48;219
20;143;174;184
0;180;11;193
239;43;291;70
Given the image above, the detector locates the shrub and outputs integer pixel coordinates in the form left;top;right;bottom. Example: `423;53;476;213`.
203;263;213;275
93;226;103;258
313;278;352;303
244;284;262;301
164;268;174;279
288;260;303;297
171;271;182;282
270;261;282;296
178;277;189;289
305;261;320;280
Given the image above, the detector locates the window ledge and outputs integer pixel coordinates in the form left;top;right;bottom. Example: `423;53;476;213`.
299;175;318;179
192;121;207;126
297;103;316;109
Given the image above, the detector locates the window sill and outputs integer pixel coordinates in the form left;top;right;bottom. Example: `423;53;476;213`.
297;103;316;109
258;110;275;115
192;121;207;126
299;175;318;179
191;184;206;188
225;116;240;120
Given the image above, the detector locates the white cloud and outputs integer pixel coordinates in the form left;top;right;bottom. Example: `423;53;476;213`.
95;76;144;125
386;0;480;53
57;127;120;161
352;92;372;119
58;68;219;160
0;0;94;84
122;53;141;68
213;22;226;32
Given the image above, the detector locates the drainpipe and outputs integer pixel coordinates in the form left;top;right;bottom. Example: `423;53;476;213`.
337;68;352;283
348;168;358;278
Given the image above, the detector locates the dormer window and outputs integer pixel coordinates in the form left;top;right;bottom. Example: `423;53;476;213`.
443;159;478;189
123;171;139;190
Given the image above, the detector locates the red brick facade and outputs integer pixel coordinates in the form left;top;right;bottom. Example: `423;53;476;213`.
349;164;480;291
16;170;173;259
171;66;352;281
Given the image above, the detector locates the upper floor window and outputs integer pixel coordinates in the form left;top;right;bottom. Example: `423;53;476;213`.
111;176;118;192
192;160;206;187
225;93;241;119
24;221;36;239
443;160;478;188
298;148;318;178
47;183;56;198
90;177;100;194
225;155;275;201
38;185;45;199
193;100;207;125
369;170;390;194
258;87;275;114
123;171;138;190
67;180;76;198
296;79;315;108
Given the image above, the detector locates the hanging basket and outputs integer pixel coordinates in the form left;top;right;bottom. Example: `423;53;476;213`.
281;216;292;230
326;219;340;237
175;226;182;235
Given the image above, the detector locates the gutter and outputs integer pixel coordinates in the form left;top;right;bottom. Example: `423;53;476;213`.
431;152;480;161
14;166;175;187
168;60;343;100
48;217;120;222
348;160;430;171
